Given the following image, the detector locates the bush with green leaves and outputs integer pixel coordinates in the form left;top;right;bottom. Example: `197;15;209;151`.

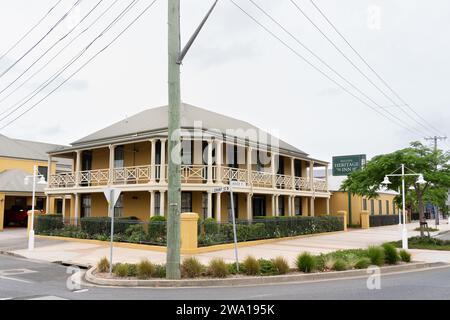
296;252;317;273
34;214;64;234
367;246;385;266
125;224;147;243
113;263;137;277
354;257;372;269
258;259;278;276
272;256;290;275
399;249;411;262
332;258;349;271
382;243;400;264
181;257;204;278
97;257;110;273
243;256;260;276
136;259;155;279
80;216;139;237
227;262;244;275
153;264;166;278
207;258;229;278
148;216;166;243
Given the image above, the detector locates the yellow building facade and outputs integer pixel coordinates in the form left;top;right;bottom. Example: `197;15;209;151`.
46;104;332;223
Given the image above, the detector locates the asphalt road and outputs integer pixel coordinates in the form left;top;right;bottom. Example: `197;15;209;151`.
0;254;449;300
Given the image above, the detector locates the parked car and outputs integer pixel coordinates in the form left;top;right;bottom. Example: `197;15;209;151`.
4;205;43;227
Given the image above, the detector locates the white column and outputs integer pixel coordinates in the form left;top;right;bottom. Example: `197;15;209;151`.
326;197;330;215
62;196;66;220
150;139;156;183
216;192;221;222
247;193;252;221
288;196;292;216
109;145;115;184
274;195;279;217
150;191;155;217
159;190;165;216
75;150;81;187
310;161;315;192
310;197;315;217
46;196;50;214
271;194;276;216
207;191;212;218
216;140;222;183
207;140;213;183
247;147;252;183
291;158;295;190
160;139;166;183
325;164;329;191
271;153;277;188
74;193;80;225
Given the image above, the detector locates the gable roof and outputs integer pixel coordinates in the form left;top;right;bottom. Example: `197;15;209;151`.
71;103;308;156
0;134;67;162
0;169;46;193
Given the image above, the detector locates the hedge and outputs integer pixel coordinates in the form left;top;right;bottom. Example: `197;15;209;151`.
80;216;139;236
369;215;399;227
198;216;343;246
34;214;64;233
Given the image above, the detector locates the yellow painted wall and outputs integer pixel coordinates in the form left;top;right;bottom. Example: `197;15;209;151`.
124;142;151;167
0;193;5;230
90;193;108;217
123;191;150;220
91;148;109;170
0;156;56;175
315;198;327;215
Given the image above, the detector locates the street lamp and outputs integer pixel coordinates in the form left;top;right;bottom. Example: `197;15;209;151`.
24;165;47;251
382;164;426;250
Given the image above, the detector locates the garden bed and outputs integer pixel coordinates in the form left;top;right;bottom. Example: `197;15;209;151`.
391;236;450;251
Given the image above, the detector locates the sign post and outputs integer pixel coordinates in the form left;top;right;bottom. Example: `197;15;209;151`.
103;188;122;275
212;182;243;271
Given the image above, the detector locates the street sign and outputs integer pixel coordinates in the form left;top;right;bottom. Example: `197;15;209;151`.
103;188;122;216
212;186;230;193
332;155;366;176
230;180;246;188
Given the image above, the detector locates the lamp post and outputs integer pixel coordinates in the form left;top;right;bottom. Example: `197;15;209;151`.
24;165;47;251
382;164;426;250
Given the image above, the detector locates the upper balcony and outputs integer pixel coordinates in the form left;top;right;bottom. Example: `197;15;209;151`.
47;164;328;192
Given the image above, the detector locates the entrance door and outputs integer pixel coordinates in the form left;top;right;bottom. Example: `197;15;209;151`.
252;196;266;217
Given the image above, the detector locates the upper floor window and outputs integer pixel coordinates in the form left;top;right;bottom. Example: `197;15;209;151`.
114;145;124;168
226;144;238;168
278;195;285;216
38;166;48;180
362;198;368;211
294;159;301;177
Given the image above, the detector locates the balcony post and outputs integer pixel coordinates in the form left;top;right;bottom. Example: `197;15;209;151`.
215;192;221;222
216;140;222;183
207;191;212;218
309;161;315;192
271;194;276;216
310;196;315;217
207;140;213;184
288;195;292;216
326;197;330;215
271;153;277;188
159;190;165;216
274;195;279;216
291;158;295;190
150;191;155;217
160;139;166;183
75;150;81;187
246;193;252;221
325;164;329;192
74;193;80;225
108;145;115;185
46;155;52;213
62;196;66;219
247;147;252;183
150;139;156;183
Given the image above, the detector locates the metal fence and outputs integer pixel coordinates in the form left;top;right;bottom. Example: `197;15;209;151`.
197;216;344;247
369;215;400;227
34;215;166;246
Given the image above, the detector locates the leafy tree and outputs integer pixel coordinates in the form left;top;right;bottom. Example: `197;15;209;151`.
341;142;450;236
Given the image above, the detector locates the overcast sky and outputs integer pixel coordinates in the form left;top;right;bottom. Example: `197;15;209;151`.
0;0;449;162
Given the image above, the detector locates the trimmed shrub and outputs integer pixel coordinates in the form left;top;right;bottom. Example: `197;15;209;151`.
153;264;166;278
243;256;260;276
81;216;140;237
207;258;229;278
399;249;411;263
332;258;348;271
125;224;147;243
148;216;166;243
113;263;136;277
259;259;278;276
382;243;400;264
136;259;155;279
354;257;372;269
181;257;204;278
35;214;64;234
227;262;244;275
296;252;316;273
367;246;385;266
97;257;110;273
272;256;290;275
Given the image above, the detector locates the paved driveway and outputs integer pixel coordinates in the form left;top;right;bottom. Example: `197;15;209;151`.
3;220;450;267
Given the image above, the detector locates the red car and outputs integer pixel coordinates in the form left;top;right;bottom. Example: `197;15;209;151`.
4;205;43;227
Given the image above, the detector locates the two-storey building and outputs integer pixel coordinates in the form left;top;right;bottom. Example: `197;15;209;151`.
46;104;331;223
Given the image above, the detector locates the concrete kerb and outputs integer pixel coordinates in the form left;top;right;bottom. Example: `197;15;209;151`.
84;261;448;288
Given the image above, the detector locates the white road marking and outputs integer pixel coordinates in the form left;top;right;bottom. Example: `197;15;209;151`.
0;269;37;276
0;275;33;283
0;297;13;300
27;296;67;300
72;289;89;293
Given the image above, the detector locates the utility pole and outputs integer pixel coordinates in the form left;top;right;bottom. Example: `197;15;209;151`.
167;0;182;279
424;135;447;226
166;0;219;279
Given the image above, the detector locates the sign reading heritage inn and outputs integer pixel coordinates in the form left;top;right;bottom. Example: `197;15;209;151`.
332;155;366;176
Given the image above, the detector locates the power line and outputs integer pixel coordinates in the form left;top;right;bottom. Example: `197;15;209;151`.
309;0;447;138
0;0;83;79
0;0;121;112
0;0;64;63
0;0;159;130
229;0;418;136
0;0;140;123
0;0;104;98
289;0;436;137
245;0;425;137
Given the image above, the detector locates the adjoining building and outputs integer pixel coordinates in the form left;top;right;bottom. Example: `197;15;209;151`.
327;175;399;226
0;134;70;230
45;103;331;223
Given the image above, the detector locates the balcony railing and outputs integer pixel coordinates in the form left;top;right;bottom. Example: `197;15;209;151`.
48;164;328;192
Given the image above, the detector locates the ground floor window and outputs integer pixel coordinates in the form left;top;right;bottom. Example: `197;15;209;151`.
370;199;375;215
181;192;192;213
55;199;63;214
154;192;161;215
35;198;45;210
252;196;266;217
378;200;382;215
386;200;390;215
114;194;123;217
362;198;367;211
278;195;285;216
81;195;91;218
294;197;301;215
